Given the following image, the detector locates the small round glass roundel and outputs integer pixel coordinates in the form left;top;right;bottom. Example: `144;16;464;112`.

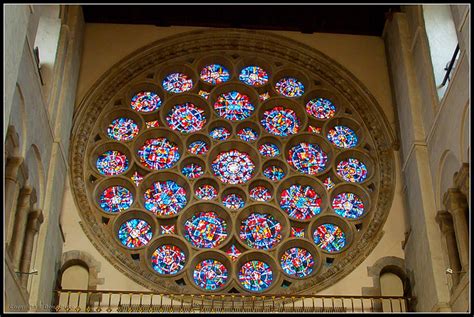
222;193;245;210
209;127;231;141
96;150;129;175
260;106;300;136
336;158;368;183
237;127;258;142
239;260;273;292
166;103;206;134
332;192;365;219
162;72;193;93
240;213;282;250
193;259;228;291
263;166;285;182
200;64;230;85
118;219;153;248
151;245;186;275
214;91;255;121
195;184;218;200
327;126;358;148
107;118;139;141
287;142;327;175
279;184;322;220
181;163;204;179
280;247;314;278
258;143;280;157
99;186;133;213
249;186;272;201
275;77;304;97
305;98;336;119
239;66;269;86
137;138;180;170
144;181;187;216
211;150;255;185
188;140;209;155
313;224;346;253
184;211;227;248
131;91;162;113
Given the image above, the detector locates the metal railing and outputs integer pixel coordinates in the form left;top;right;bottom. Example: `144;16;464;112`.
53;289;410;313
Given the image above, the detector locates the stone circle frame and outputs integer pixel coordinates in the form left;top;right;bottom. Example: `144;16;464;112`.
70;29;396;295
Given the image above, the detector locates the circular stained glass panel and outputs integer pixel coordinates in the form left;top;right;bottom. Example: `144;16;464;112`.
258;143;280;157
336;158;368;183
327;126;358;148
184;211;228;248
166;103;206;134
239;66;269;86
162;72;193;93
181;163;204;179
118;219;153;248
275;77;304;97
96;150;129;175
209;127;231;140
193;259;229;290
222;193;245;210
280;247;314;278
200;64;230;85
214;91;255;121
279;184;322;220
131;91;162;113
137;138;180;170
260;107;300;136
99;186;133;213
305;98;336;119
263;166;285;182
287;142;327;175
238;260;273;292
249;186;272;201
237;127;258;142
240;213;282;250
151;245;186;275
188;140;209;155
107;118;139;141
144;181;187;216
211;150;255;184
332;192;365;219
313;224;346;252
195;184;218;200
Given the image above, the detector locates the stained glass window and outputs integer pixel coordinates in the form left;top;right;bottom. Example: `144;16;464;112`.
305;98;336;119
184;211;227;248
307;125;322;134
332;192;365;219
188;140;209;155
213;91;255;121
240;213;282;249
336;158;368;183
259;92;270;101
290;227;305;238
263;166;285;182
287;142;327;175
258;143;280;157
146;120;160;128
161;225;176;235
162;72;193;93
195;184;218;200
107;118;139;141
211;150;255;184
151;245;186;275
130;171;144;186
323;177;335;190
166;103;206;134
209;127;231;140
137;138;180;170
198;90;210;99
327;126;358;148
193;259;229;290
239;66;269;86
279;184;322;220
96;150;129;175
249;186;272;201
200;64;230;85
237;127;258;142
118;219;153;248
275;77;304;97
280;247;314;278
99;186;133;213
238;260;273;292
313;224;346;252
131;91;162;113
222;193;245;210
260;106;300;136
226;245;242;261
144;181;187;216
181;163;204;179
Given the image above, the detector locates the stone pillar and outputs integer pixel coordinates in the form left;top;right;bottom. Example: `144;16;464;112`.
443;189;469;276
5;156;24;244
453;163;469;199
435;210;461;287
20;210;44;286
9;186;33;270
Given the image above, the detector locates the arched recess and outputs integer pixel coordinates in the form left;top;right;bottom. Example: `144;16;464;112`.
58;250;102;291
437;150;461;210
24;144;45;209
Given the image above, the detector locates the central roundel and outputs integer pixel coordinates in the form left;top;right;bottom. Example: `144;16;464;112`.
211;147;256;184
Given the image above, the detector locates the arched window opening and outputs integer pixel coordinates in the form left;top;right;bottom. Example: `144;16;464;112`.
59;264;89;310
380;271;404;312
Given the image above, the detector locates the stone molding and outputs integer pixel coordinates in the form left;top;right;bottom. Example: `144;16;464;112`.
60;250;103;290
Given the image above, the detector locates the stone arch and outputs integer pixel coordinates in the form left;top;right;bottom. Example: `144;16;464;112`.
24;144;45;209
14;83;28;158
363;256;411;297
58;250;103;291
437;150;461;210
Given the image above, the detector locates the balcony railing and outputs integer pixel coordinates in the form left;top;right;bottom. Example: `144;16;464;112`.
53;289;410;313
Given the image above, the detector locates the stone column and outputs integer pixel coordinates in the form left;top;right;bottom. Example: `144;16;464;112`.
9;186;33;270
443;189;469;275
20;210;44;286
453;163;469;199
436;210;461;287
4;156;24;244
